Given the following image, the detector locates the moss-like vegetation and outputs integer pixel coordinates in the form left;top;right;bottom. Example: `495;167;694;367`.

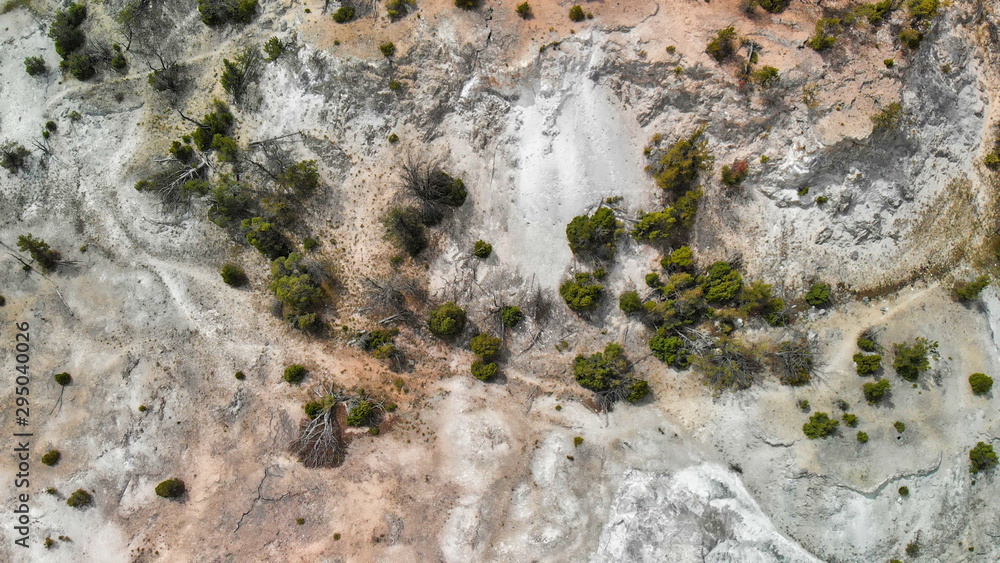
969;373;993;395
283;364;306;384
473;240;492;258
66;489;92;508
154;478;185;498
515;1;531;18
41;450;61;466
380;42;396;57
221;263;248;287
470;333;502;360
857;431;869;443
894;420;906;433
471;360;498;381
843;413;858;427
53;372;72;386
568;5;585;21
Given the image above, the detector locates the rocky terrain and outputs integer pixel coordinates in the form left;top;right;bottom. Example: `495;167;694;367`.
1;0;1000;561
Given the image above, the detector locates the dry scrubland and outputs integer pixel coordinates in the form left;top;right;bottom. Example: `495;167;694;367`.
1;0;1000;560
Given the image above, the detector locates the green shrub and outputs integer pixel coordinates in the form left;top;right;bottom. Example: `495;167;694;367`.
560;272;604;311
501;306;524;327
66;489;92;508
515;1;531;18
220;46;261;105
283;364;306;384
111;47;127;72
154;478;185;498
804;282;831;307
242;217;291;259
303;238;319;251
969;373;993;395
220;263;248;287
386;0;415;19
619;290;643;313
428;302;466;337
755;0;789;12
24;56;47;76
807;18;840;51
191;100;235;151
569;5;585;21
854;353;882;376
871;102;903;132
347;400;374;426
471;360;498;381
383;206;427;256
626;379;650;403
907;0;939;22
632;209;677;243
278;160;320;195
567;207;622;258
649;330;691;368
857;431;869;443
894;421;905;433
751;66;779;88
235;371;246;380
269;255;323;311
969;442;998;473
574;343;630;392
208;175;255;227
884;58;895;68
264;36;284;60
198;0;257;25
473;240;492;258
843;413;858;427
662;246;694;269
893;27;919;48
892;337;936;381
898;486;909;497
648;128;712;195
701;261;742;303
49;3;86;58
863;378;891;404
53;372;72;386
41;450;61;466
857;335;877;352
738;280;786;325
706;27;737;62
455;0;479;8
1;142;30;174
212;134;239;162
332;6;354;23
17;234;60;272
388;133;399;143
63;52;95;80
720;160;749;187
380;42;396;57
470;333;501;360
856;0;893;24
953;275;990;301
803;412;839;439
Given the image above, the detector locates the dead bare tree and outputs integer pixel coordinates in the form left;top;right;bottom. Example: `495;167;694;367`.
399;154;466;225
290;383;348;468
359;274;419;321
693;337;765;392
771;336;820;386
